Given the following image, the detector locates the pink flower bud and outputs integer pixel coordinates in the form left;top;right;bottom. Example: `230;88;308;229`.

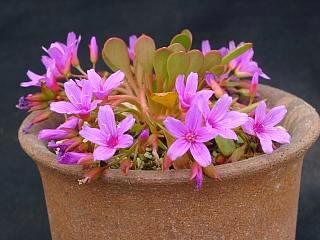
139;129;149;141
89;36;98;64
249;72;259;97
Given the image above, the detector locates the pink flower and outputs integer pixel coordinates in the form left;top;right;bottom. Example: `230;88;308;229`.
164;105;214;167
50;80;100;116
198;94;249;140
86;69;124;99
242;102;291;153
89;36;98;64
128;35;137;61
175;72;213;111
79;105;135;161
43;32;81;75
227;41;269;80
38;117;79;141
67;32;81;67
21;59;59;90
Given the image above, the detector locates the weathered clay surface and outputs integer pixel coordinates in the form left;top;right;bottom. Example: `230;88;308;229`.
19;85;320;240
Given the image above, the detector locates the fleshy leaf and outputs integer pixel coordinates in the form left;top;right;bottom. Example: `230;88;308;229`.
228;145;246;162
166;51;190;91
209;64;226;76
186;50;204;74
134;35;156;74
102;38;131;76
153;47;172;91
181;29;193;43
168;43;186;52
215;136;236;157
200;50;222;74
203;164;219;179
170;33;192;51
151;92;177;108
221;43;253;65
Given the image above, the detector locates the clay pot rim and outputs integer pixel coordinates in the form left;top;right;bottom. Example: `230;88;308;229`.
18;85;320;184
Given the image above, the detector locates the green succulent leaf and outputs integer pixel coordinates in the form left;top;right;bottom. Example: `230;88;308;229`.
153;47;172;91
215;136;236;156
166;51;190;91
186;50;204;74
134;35;156;74
102;37;131;76
168;43;186;52
221;43;253;65
181;29;193;43
200;50;222;74
170;33;192;51
209;64;226;76
228;145;246;162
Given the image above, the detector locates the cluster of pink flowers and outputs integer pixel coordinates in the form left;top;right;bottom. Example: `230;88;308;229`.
17;31;291;190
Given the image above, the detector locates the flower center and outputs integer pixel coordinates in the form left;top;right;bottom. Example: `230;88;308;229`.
185;132;197;143
253;123;265;133
107;135;118;148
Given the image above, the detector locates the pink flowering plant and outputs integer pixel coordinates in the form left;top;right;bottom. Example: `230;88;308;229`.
17;30;291;189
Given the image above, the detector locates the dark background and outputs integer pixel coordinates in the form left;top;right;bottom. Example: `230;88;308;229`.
0;0;319;239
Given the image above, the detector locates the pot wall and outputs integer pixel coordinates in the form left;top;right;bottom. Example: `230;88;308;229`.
38;157;303;240
19;85;320;240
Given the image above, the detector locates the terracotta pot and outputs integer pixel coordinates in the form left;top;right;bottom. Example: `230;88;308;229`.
19;85;319;240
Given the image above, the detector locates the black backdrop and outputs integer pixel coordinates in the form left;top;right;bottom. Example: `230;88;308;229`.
1;0;319;239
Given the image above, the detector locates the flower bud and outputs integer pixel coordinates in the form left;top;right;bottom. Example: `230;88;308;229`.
249;72;259;97
89;36;98;64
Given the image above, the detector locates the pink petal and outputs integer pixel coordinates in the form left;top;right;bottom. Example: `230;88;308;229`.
241;117;255;136
190;142;212;167
98;105;117;135
79;125;108;146
194;90;214;103
256;132;273;154
264;127;291;144
195;127;215;142
167;139;191;161
104;70;125;94
87;69;102;92
195;95;210;119
116;134;134;148
254;101;267;124
163;117;187;138
89;100;101;112
67;32;76;45
64;80;82;106
201;40;211;55
58;117;79;129
185;72;198;97
264;105;287;127
208;94;231;123
81;80;93;108
219;111;249;129
214;127;238;140
175;75;185;99
185;105;202;131
50;101;79;114
117;114;135;135
93;146;116;161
